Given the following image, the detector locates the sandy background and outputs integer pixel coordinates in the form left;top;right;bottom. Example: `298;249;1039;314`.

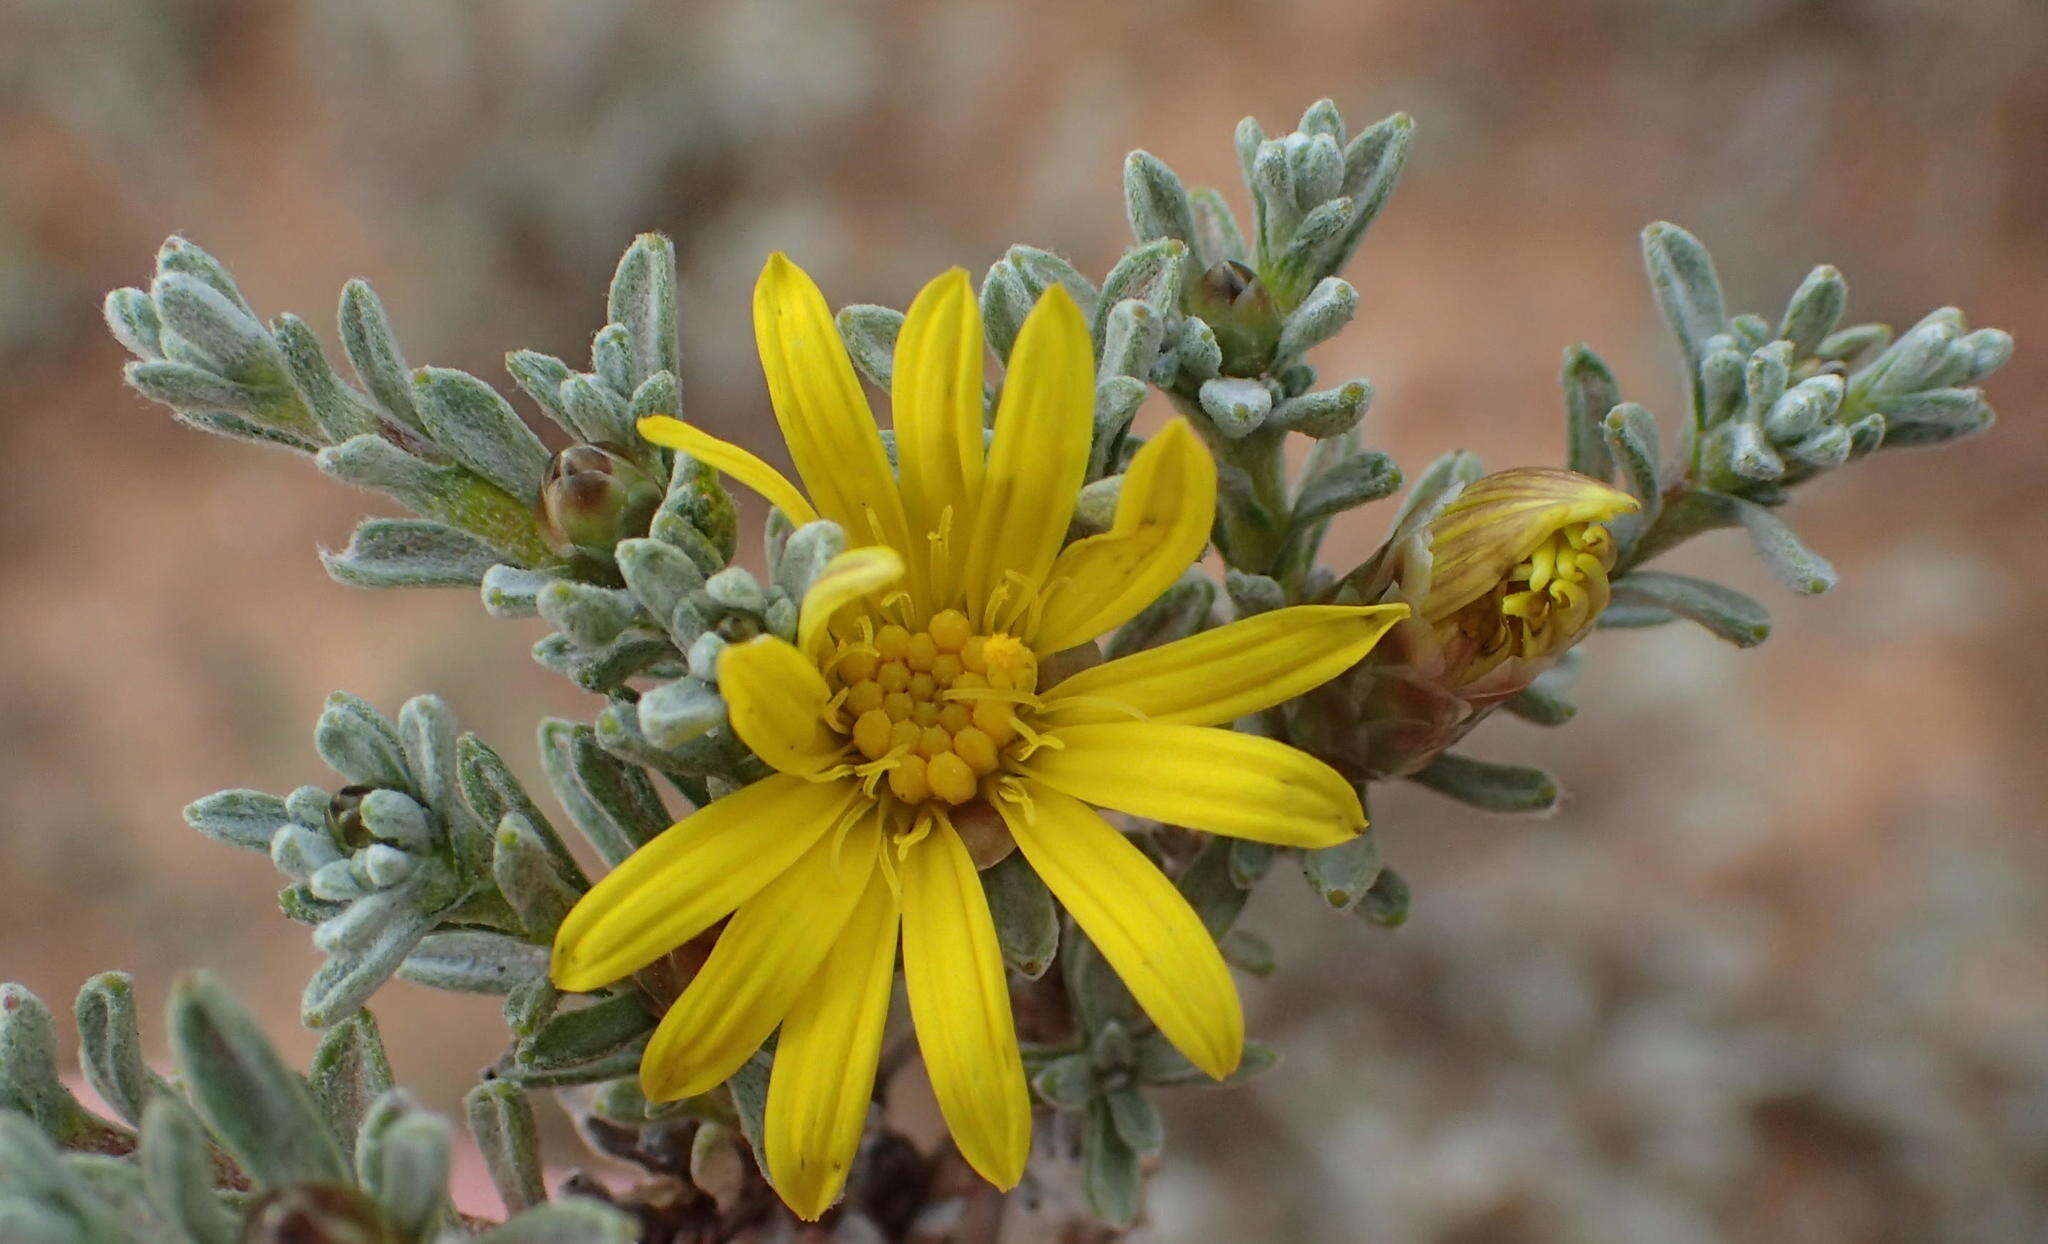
3;1;2045;1239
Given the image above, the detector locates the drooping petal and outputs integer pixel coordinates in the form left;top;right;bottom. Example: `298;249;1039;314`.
892;269;986;604
961;287;1094;629
1029;419;1217;653
1000;785;1241;1079
636;415;818;526
900;821;1032;1189
796;546;906;664
1027;723;1364;848
640;810;882;1101
1041;604;1408;727
551;776;860;992
765;864;900;1221
719;637;847;777
753;254;917;569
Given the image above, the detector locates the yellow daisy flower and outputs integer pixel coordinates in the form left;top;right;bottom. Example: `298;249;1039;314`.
550;254;1406;1220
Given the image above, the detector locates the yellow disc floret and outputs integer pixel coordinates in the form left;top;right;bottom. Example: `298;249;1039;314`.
829;607;1039;808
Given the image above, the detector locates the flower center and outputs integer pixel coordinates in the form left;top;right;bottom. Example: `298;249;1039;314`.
827;608;1039;808
1448;520;1618;670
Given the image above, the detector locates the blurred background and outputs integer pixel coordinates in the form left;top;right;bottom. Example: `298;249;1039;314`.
3;0;2044;1238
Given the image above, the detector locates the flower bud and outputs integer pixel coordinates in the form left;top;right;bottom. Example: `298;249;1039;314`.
1302;467;1636;780
538;443;663;554
1186;260;1282;375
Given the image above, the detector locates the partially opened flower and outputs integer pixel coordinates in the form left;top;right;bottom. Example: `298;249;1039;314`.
1303;466;1637;779
550;254;1406;1220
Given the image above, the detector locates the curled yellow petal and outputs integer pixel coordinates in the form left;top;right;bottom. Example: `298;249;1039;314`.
636;415;817;526
765;865;900;1221
1423;466;1636;624
1027;723;1364;848
640;811;882;1101
962;286;1094;629
901;822;1032;1189
893;269;986;604
1041;604;1408;727
753;255;918;579
550;775;859;992
719;636;847;777
1029;419;1217;653
796;545;905;664
1000;784;1241;1079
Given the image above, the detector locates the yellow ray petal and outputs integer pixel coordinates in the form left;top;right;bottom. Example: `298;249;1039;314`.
1041;603;1408;727
961;286;1093;629
640;811;882;1102
1027;723;1364;848
765;863;900;1221
753;255;918;581
551;775;860;992
892;269;987;604
1030;420;1217;653
636;415;818;526
1000;785;1241;1079
719;636;848;778
796;546;906;664
900;822;1032;1189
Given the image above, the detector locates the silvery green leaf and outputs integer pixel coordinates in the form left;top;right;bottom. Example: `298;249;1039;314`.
74;974;168;1130
1337;111;1412;227
1084;1098;1142;1228
1613;570;1770;647
537;630;677;695
1233;115;1265;184
1221;929;1275;977
727;1046;772;1159
473;1201;639;1243
1290;132;1344;209
1298;97;1345;142
1877;387;1994;447
607;233;680;389
358;844;414;888
982;852;1057;979
836;304;904;388
1124;149;1197;246
1560;345;1618;480
1228;839;1274;888
1778;264;1846;356
169;973;348;1186
1703;490;1836;594
1224;570;1285;618
1030;1055;1094;1110
638;680;729;757
1293;450;1400;523
303;897;438;1025
151;272;280;384
1410;753;1559;813
537;582;641;650
1188;186;1248;268
0;986;105;1147
1744;339;1791;419
357;1094;450;1241
464;1082;545;1215
558;374;633;448
501;978;559;1039
273;313;382;442
1601;402;1662;532
1597;600;1678;628
1816;322;1891;364
104;287;162;358
1728;420;1785;482
1106;1086;1164;1159
339;279;425;436
1786;425;1852;470
1357;867;1411;927
1391;448;1482;529
540;720;669;868
139;1098;237;1244
705;566;766;614
1274;276;1356;361
397;931;548;995
396;696;459;829
495;812;585;938
316;434;554;565
160;406;321;453
1099;299;1163;383
481;565;559;619
1641;222;1727;371
1198;377;1271;438
1090;377;1148;477
504;349;576;436
1249;139;1298;260
1266;378;1369;440
357;789;432;852
1171;315;1223;383
300;1017;389;1175
1271;195;1353;293
1007;245;1099;317
1699;345;1746;427
1764;374;1843;440
1505;679;1577;725
1093;239;1186;346
1301;833;1381;910
1106;570;1214;659
978;258;1032;362
315;693;412;793
592;324;635;402
627;369;681;436
309;859;367;903
411;367;550;500
321;518;503;589
183;789;288;852
124;359;274;416
770;521;845;605
1954;327;2013;383
1174;839;1250;939
1858;311;1959;397
156;237;254;314
617;539;704;639
1729;313;1771;352
1847;412;1887;457
516;994;654;1072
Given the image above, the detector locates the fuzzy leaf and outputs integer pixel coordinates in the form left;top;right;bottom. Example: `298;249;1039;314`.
1410;753;1559;813
322;518;505;589
1612;570;1770;646
169;974;348;1187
